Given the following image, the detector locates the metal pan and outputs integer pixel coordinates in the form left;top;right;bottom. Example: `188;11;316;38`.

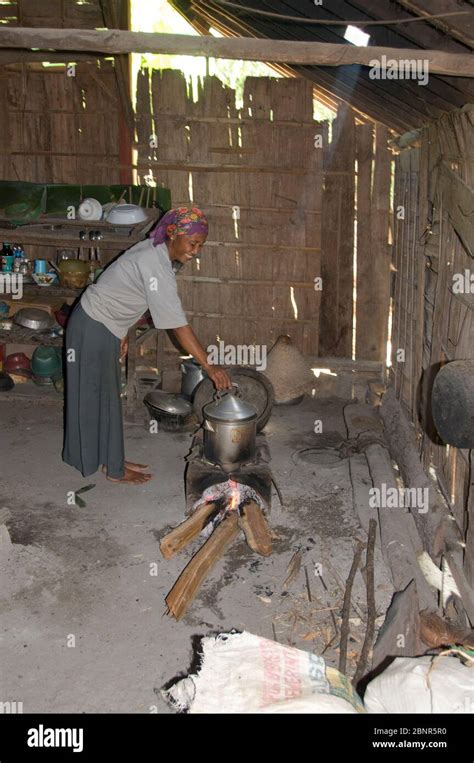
14;308;54;331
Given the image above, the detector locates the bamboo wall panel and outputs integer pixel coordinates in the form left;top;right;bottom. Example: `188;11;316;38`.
0;60;121;184
137;70;321;356
391;106;474;584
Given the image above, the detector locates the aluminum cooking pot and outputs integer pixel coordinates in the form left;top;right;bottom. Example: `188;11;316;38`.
202;384;257;469
180;357;207;400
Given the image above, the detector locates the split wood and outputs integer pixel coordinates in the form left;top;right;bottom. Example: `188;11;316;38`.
238;501;272;556
165;512;239;620
159;502;217;560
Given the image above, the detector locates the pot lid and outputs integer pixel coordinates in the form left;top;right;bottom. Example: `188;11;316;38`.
204;388;257;422
144;390;192;416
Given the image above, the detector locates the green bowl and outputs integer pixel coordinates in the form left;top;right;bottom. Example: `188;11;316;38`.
31;346;62;377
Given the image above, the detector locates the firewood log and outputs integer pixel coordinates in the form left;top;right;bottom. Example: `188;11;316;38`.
239;501;272;556
166;511;239;620
159;502;217;560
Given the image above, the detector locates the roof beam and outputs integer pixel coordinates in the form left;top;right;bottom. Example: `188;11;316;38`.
0;28;472;76
396;0;474;49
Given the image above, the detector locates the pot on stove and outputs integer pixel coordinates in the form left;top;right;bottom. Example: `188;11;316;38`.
202;384;257;469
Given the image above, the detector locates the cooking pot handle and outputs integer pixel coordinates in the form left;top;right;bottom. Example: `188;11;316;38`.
214;382;241;400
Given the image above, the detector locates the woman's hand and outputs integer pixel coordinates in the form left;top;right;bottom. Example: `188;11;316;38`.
206;365;232;390
120;335;129;362
172;325;232;390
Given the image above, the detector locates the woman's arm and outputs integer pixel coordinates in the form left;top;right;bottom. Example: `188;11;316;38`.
173;324;232;390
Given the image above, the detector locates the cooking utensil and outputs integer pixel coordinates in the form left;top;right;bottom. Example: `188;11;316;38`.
32;272;58;287
180;357;207;400
34;260;48;274
202;384;258;469
144;390;194;432
78;197;103;221
432;360;474;448
14;308;54;331
193;367;274;432
106;204;147;225
58;259;89;289
31;346;62;377
4;352;31;377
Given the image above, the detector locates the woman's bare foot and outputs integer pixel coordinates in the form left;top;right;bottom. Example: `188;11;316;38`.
104;466;152;484
124;461;149;472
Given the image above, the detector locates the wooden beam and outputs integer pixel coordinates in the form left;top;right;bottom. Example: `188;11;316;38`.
0;28;472;76
0;49;107;65
397;0;474;49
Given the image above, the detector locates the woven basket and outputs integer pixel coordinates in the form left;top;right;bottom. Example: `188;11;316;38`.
59;271;89;289
263;334;314;404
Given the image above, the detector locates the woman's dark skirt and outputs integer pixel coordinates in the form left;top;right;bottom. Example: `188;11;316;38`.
62;303;125;479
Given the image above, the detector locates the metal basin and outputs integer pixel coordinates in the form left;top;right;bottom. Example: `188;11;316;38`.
14;308;54;331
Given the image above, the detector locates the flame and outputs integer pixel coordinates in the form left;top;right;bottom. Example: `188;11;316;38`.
228;479;240;511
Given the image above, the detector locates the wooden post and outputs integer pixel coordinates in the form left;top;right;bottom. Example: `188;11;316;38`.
320;105;355;357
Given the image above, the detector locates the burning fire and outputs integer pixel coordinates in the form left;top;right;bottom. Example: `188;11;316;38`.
192;479;266;520
228;480;240;511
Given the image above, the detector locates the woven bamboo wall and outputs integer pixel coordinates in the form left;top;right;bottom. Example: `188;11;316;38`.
136;69;322;356
0;0;123;183
136;69;392;359
0;61;121;185
391;106;474;583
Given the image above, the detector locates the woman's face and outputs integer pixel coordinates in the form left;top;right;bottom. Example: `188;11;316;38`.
167;230;207;265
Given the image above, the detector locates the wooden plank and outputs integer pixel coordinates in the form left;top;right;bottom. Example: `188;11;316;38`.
355;123;374;359
369;125;392;363
1;29;473;75
397;0;474;49
319;105;355;357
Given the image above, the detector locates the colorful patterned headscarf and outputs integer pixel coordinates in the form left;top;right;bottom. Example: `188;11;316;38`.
150;206;208;246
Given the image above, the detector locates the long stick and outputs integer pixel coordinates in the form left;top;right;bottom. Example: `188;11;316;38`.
0;29;471;76
165;512;239;620
339;540;366;675
352;520;377;687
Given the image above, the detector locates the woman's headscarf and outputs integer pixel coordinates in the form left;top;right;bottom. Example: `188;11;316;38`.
150;205;208;246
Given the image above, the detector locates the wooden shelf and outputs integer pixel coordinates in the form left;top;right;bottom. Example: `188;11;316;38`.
1;283;83;299
0;324;63;347
0;210;160;249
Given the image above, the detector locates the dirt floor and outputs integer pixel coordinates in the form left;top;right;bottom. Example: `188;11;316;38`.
0;369;394;713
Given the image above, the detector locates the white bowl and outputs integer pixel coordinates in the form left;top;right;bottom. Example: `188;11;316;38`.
78;197;103;221
106;204;148;225
32;272;58;287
